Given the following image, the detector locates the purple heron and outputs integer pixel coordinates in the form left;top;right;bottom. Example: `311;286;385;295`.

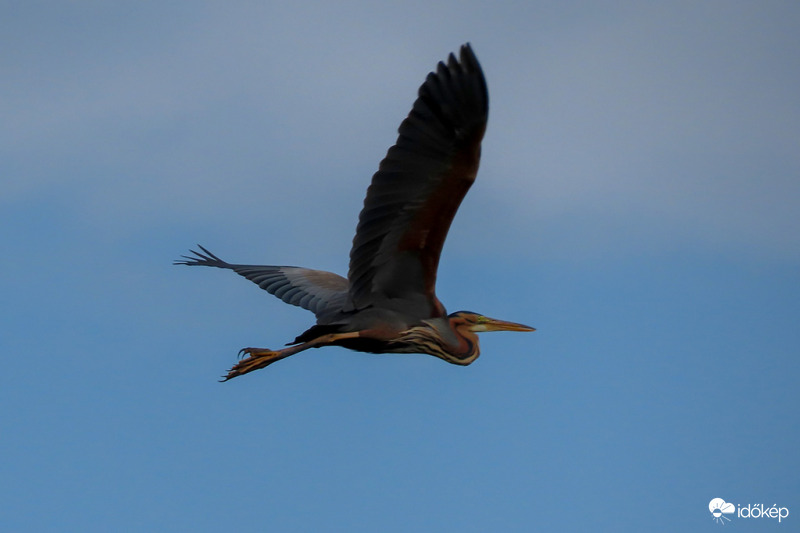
176;44;534;380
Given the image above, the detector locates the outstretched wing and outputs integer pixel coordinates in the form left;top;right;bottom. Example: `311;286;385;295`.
347;44;489;318
176;246;348;320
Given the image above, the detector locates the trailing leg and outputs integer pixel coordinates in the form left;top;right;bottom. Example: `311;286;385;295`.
221;331;361;381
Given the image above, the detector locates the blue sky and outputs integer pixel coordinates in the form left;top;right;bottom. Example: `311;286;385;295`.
2;1;798;531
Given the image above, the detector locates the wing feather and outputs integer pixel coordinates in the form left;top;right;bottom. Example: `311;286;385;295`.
347;44;488;317
176;246;348;320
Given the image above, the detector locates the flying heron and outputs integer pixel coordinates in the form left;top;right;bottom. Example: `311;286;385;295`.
176;44;534;381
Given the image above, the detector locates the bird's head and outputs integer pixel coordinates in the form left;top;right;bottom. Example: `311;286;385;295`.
448;311;535;333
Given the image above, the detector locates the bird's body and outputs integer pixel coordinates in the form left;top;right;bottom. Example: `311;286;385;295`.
177;44;534;380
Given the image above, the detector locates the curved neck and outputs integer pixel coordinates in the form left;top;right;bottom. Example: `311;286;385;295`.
396;318;481;365
451;326;480;364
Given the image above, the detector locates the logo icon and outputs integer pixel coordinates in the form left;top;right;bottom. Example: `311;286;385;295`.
709;498;735;524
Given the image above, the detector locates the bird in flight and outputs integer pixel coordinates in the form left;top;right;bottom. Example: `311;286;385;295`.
176;44;534;381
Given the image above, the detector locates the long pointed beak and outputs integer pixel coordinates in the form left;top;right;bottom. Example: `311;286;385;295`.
472;317;536;333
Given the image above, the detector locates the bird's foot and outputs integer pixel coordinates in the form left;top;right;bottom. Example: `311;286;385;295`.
221;347;286;382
